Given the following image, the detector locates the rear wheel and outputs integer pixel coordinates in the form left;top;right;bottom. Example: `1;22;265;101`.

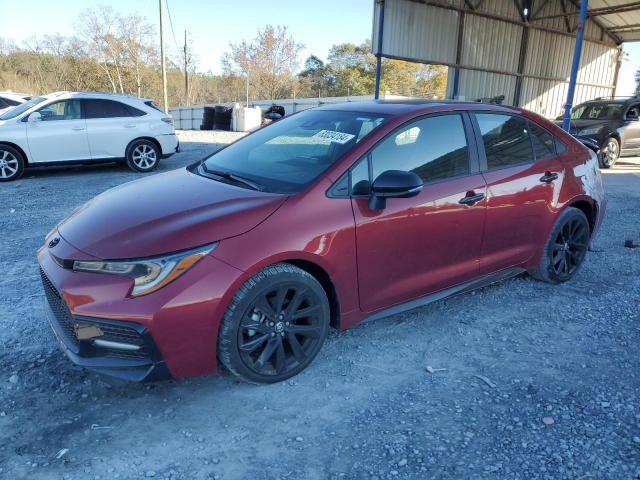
126;139;160;173
218;263;330;384
599;137;619;168
529;207;590;284
0;145;25;182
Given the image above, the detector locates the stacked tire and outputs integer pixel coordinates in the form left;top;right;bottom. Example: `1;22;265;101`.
201;107;215;130
214;106;232;131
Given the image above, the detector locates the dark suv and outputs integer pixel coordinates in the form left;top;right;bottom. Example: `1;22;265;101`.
556;96;640;168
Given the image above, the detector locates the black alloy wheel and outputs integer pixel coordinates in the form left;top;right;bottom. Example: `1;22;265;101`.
218;264;330;383
549;216;589;280
529;207;591;284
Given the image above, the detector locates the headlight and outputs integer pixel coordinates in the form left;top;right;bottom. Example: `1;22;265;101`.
73;243;218;297
578;126;602;136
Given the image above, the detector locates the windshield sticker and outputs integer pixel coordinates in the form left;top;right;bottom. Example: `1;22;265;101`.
312;130;356;144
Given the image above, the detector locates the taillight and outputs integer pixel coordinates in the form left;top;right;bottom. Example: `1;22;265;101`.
161;117;173;125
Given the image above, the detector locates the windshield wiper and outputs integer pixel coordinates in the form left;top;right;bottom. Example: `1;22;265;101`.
200;164;264;191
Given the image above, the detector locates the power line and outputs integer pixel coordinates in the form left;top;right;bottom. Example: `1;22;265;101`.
164;0;181;55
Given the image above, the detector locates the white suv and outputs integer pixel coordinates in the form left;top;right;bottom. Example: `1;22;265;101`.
0;91;178;181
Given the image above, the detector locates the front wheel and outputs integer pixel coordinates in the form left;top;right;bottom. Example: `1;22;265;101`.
0;145;25;182
529;207;590;284
599;137;619;168
126;139;160;173
218;263;330;384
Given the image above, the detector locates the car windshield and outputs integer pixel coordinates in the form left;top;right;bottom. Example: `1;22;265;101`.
0;96;47;120
571;103;623;121
201;109;388;194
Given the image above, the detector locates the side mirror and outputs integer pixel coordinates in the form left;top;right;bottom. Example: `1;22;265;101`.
368;170;423;210
27;112;42;123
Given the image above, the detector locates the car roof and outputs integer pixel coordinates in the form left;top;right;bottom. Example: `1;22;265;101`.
580;97;638;106
39;91;152;103
314;99;522;116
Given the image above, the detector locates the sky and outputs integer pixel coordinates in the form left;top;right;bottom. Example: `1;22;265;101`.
0;0;637;95
0;0;374;74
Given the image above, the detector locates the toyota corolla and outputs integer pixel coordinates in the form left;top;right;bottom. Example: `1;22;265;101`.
38;101;606;383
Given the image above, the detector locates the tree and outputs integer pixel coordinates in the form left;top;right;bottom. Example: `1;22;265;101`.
221;25;304;100
299;55;329;97
635;68;640;96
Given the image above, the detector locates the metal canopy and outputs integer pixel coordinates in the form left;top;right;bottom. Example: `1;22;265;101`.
531;0;640;42
372;0;638;117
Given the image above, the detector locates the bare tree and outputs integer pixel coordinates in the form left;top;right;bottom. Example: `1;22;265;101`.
222;25;304;100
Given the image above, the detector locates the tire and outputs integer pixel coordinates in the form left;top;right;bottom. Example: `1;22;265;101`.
218;263;330;384
0;145;25;182
528;207;590;284
126;139;160;173
599;137;619;168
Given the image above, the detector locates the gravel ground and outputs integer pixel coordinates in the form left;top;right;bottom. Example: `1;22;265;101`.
0;139;638;480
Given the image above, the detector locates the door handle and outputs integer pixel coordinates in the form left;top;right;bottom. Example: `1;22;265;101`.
458;192;485;206
124;124;136;128
71;126;86;131
539;171;559;183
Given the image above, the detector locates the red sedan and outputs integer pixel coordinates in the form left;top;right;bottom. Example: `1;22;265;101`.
38;101;606;383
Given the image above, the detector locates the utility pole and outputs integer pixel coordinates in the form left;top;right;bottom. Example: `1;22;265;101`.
159;0;168;113
184;30;189;102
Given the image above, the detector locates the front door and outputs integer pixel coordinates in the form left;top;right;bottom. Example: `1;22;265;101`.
472;113;565;274
26;99;90;163
352;113;487;312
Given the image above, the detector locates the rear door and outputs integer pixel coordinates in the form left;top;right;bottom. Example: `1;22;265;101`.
352;113;488;312
472;113;564;275
83;99;145;159
26;99;91;163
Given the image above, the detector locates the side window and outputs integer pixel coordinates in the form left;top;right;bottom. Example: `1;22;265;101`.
351;157;370;195
626;105;640;120
84;99;134;119
476;114;533;169
369;114;470;184
0;99;7;108
38;100;81;121
528;121;556;160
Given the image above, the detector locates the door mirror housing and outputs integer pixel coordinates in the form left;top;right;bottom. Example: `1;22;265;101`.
368;170;423;210
27;112;42;123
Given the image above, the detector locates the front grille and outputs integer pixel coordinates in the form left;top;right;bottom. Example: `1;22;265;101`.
40;268;151;361
41;268;79;350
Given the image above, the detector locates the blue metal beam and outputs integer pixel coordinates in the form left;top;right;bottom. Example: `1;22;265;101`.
374;0;385;100
562;0;589;131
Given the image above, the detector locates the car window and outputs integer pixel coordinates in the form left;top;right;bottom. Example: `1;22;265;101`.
369;114;470;184
84;99;139;119
571;103;623;120
626;105;640;119
202;109;388;194
476;114;533;170
351;156;370;195
38;100;81;121
528;121;556;161
0;98;7;108
0;96;46;120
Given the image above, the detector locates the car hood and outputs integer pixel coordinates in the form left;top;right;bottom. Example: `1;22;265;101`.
58;167;288;259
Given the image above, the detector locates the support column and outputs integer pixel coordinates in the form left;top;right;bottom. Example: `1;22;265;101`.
452;11;465;99
374;0;386;100
562;0;589;131
513;24;529;106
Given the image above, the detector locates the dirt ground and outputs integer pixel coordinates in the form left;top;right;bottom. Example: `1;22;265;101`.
0;136;638;480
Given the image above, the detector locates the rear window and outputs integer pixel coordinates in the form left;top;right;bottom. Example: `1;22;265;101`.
84;99;145;119
145;101;164;113
475;113;534;170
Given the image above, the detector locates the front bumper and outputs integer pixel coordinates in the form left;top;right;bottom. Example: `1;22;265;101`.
41;268;170;382
37;234;245;380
